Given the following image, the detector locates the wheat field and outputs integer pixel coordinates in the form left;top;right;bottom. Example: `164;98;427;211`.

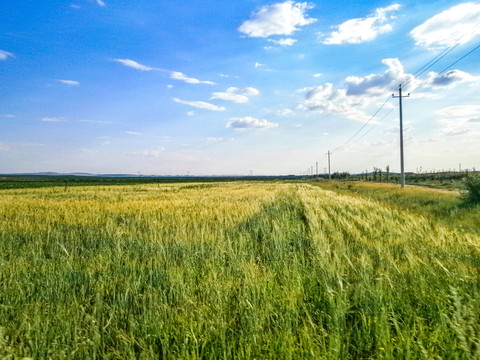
0;181;479;359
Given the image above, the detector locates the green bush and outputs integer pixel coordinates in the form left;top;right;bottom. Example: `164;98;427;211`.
463;176;480;206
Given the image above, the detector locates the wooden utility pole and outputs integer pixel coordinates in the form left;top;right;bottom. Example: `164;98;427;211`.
393;84;409;188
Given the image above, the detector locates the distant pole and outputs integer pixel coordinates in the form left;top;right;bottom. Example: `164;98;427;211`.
393;84;409;188
327;151;331;180
316;162;318;177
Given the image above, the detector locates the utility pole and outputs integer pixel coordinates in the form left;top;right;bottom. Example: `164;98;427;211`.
392;84;409;188
327;151;331;180
316;162;318;177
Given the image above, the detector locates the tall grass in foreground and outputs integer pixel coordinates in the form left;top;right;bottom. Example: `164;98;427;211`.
0;182;479;359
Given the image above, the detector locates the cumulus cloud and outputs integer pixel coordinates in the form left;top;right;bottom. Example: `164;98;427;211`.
267;38;298;46
321;4;400;45
227;116;278;129
345;58;415;95
0;50;14;60
238;1;316;38
276;108;294;116
170;71;215;85
210;87;260;103
173;98;226;111
423;70;476;89
41;117;65;122
298;57;476;123
57;79;80;86
113;59;155;71
410;2;480;48
299;83;368;122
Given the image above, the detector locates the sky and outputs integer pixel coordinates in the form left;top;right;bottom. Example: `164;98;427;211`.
1;0;480;176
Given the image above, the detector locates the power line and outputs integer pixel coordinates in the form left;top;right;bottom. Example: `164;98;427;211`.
436;42;480;76
332;95;392;152
410;41;480;94
351;107;395;145
313;36;480;177
403;44;460;90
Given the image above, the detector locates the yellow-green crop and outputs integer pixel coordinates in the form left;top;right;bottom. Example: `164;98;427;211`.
0;181;479;359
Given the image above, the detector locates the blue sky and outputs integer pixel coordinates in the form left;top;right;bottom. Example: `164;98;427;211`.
1;0;480;175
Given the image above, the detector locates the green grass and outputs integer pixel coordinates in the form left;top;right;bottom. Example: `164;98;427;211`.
0;182;479;359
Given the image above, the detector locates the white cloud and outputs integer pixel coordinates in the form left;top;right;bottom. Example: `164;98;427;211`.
276;108;294;116
410;3;480;49
227;116;278;129
96;0;106;6
57;79;80;86
173;98;226;111
298;59;414;122
1;114;15;118
125;131;142;136
437;116;476;137
211;92;249;103
133;147;166;157
239;87;260;96
210;87;260;103
299;57;478;123
170;71;215;85
313;73;323;78
219;73;240;78
187;111;195;116
436;105;480;117
299;83;368;121
345;58;415;95
167;85;174;89
321;4;400;45
238;1;316;38
41;117;65;122
255;62;264;68
423;70;477;89
112;60;215;85
113;59;155;71
0;50;14;60
267;38;298;46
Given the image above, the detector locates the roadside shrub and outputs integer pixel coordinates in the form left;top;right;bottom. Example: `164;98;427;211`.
462;176;480;206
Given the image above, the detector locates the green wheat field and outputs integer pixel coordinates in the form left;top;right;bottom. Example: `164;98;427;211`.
0;181;479;359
